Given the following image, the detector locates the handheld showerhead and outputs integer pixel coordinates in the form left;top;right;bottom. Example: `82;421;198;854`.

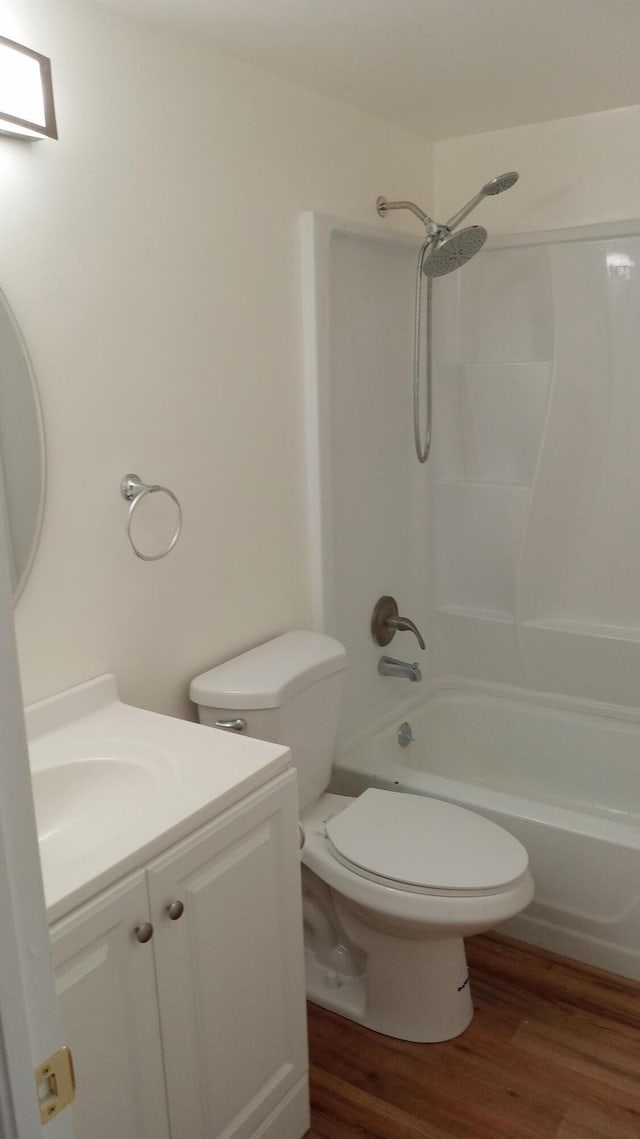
422;226;487;277
445;170;519;231
481;171;519;196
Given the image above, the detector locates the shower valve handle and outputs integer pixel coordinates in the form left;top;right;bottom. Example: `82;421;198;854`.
385;614;426;650
371;596;425;650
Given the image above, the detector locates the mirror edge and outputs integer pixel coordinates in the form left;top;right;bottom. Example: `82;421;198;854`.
0;286;47;604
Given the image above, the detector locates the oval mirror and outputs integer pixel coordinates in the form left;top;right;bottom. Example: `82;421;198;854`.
0;287;46;601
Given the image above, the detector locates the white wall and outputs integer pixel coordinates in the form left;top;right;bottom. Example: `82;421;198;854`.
0;0;431;717
436;104;640;235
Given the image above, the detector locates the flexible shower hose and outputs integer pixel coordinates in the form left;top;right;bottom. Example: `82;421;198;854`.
413;237;434;464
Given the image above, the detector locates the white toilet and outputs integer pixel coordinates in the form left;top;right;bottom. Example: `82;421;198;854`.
190;630;533;1043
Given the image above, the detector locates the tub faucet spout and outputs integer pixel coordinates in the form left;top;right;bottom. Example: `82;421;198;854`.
378;656;422;682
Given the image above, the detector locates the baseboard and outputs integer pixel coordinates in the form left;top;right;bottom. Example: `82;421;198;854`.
250;1074;310;1139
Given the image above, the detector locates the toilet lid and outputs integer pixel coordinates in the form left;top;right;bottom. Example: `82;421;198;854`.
325;789;529;895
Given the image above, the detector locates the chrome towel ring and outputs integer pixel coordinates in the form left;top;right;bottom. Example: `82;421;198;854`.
120;473;182;561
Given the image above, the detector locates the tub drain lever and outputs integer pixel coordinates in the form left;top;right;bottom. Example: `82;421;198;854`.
397;722;414;748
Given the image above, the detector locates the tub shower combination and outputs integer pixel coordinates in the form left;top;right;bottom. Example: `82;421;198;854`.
303;202;640;983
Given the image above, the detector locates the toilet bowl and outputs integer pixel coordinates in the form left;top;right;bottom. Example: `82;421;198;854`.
300;790;532;1041
190;631;533;1042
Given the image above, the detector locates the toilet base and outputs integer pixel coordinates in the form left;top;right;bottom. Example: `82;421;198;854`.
304;933;473;1043
305;948;367;1023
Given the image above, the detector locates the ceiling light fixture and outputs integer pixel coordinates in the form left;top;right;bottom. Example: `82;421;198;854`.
0;34;57;140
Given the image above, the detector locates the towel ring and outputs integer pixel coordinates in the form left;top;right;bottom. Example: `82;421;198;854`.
120;473;182;561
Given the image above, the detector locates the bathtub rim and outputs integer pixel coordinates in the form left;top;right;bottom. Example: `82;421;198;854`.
338;673;640;759
333;675;640;849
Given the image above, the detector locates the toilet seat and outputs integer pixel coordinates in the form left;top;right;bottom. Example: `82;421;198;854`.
302;791;535;935
324;788;529;897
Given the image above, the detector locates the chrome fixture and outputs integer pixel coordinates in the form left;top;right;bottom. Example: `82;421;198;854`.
378;656;422;682
421;226;487;278
214;717;247;732
443;171;520;232
371;595;425;649
376;196;437;231
397;722;414;748
0;35;57;140
120;473;183;561
377;172;519;464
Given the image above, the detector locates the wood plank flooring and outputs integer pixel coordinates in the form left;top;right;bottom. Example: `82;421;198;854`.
307;933;640;1139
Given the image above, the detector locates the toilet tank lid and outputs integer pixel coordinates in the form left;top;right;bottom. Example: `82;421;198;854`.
189;631;347;710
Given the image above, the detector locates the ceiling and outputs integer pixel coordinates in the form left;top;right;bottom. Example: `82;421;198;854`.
92;0;640;139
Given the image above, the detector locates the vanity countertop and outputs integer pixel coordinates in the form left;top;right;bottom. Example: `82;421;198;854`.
26;674;291;923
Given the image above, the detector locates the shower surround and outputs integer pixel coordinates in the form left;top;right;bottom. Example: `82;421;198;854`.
302;212;640;977
431;219;640;708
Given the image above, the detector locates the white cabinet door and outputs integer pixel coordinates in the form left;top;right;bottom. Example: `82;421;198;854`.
147;771;308;1139
50;872;170;1139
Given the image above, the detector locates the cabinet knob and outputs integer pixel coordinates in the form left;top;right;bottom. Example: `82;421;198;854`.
166;900;184;921
134;922;154;943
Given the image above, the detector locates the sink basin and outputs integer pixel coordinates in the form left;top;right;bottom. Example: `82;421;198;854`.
32;757;162;867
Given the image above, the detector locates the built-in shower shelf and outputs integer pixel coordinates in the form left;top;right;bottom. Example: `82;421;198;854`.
454;360;552;368
438;606;514;623
437;477;530;490
523;618;640;644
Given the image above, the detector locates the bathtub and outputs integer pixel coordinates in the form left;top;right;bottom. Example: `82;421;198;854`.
330;682;640;981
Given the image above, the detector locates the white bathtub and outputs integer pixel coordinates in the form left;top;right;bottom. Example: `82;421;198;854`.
331;683;640;981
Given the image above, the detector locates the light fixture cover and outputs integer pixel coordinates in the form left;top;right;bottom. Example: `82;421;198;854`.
0;34;57;140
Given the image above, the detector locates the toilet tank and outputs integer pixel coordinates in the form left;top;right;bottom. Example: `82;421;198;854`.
189;631;347;811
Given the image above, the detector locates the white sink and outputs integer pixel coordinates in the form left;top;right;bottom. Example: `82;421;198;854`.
32;757;161;867
26;674;291;921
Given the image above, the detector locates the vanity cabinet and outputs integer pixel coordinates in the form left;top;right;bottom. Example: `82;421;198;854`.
50;771;309;1139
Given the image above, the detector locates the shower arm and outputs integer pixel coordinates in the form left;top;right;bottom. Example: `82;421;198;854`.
444;191;486;232
376;196;441;237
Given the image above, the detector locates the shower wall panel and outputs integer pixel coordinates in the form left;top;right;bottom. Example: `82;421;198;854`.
303;216;431;749
433;222;640;707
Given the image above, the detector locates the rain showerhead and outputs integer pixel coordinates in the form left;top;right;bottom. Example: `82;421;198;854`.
422;225;487;277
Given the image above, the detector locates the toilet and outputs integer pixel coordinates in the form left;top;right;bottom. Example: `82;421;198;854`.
190;630;533;1043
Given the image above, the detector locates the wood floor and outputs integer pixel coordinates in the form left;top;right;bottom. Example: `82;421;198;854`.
307;933;640;1139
